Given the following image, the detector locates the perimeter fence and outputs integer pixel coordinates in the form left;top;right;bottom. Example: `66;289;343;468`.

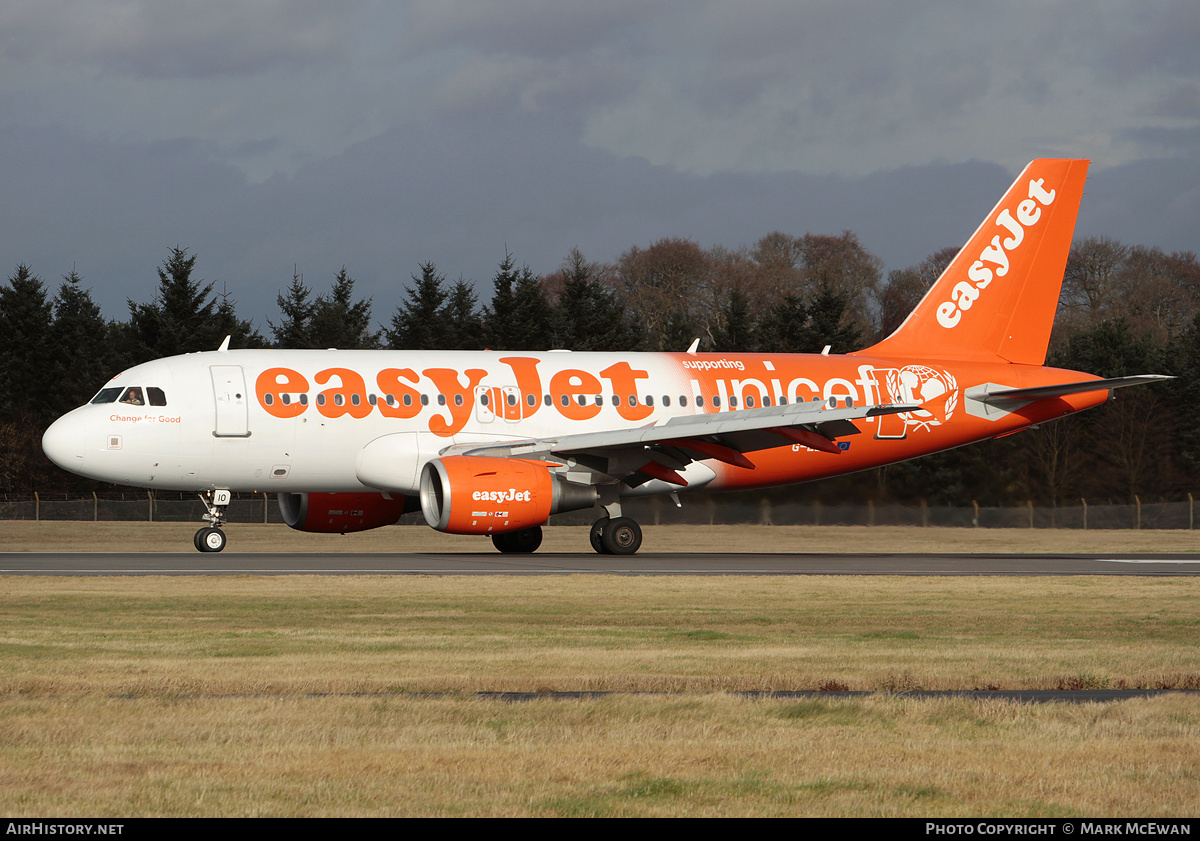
2;491;1195;530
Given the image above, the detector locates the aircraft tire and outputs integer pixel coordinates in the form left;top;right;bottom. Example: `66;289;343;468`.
492;526;543;554
196;527;227;553
600;517;641;555
590;517;610;554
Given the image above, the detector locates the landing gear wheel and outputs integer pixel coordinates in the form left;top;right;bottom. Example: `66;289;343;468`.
600;517;641;555
195;527;227;553
491;526;543;554
590;517;610;554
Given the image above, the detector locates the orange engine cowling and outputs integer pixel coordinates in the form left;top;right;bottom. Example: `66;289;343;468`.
419;456;597;535
278;492;414;533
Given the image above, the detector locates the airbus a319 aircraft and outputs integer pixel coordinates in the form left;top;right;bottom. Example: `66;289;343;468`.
42;159;1168;554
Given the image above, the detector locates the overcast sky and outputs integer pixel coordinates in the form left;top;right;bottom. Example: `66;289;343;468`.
2;0;1197;331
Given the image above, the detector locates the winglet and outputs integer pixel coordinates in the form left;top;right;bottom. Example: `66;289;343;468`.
861;159;1090;365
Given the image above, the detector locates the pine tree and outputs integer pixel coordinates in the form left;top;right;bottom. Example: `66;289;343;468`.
127;247;216;359
711;287;756;352
310;267;379;349
803;287;862;353
47;269;114;416
756;293;809;353
512;266;553;351
483;250;522;349
269;268;315;348
551;248;640;351
440;277;485;350
387;262;449;350
0;264;54;423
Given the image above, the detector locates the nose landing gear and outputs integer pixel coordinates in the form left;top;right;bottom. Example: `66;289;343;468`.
194;489;231;553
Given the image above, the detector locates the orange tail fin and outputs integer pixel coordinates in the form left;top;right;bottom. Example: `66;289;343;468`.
862;158;1089;365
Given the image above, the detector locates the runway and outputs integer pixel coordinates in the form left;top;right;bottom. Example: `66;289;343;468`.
3;551;1200;575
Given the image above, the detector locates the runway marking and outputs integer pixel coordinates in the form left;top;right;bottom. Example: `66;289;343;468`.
1095;558;1200;565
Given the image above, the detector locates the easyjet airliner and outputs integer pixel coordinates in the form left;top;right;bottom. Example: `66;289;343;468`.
42;159;1168;554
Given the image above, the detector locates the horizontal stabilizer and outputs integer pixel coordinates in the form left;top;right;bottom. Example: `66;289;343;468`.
981;375;1173;404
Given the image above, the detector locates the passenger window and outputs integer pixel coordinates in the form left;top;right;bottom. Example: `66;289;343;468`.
90;387;122;404
645;395;654;407
526;394;536;407
696;395;704;407
746;395;755;408
437;395;446;406
147;387;167;406
680;396;688;407
317;394;326;406
712;396;721;408
421;394;429;406
300;394;308;406
507;393;518;407
480;393;490;407
729;396;739;408
663;395;671;407
454;394;463;406
281;394;290;405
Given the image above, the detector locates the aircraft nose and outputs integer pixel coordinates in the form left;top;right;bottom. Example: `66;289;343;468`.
42;412;87;471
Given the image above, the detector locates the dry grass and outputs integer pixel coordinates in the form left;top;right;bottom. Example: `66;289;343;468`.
1;575;1198;696
4;521;1199;554
1;693;1198;817
0;575;1198;816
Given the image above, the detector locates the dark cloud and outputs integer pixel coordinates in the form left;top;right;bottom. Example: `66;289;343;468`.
0;2;1195;340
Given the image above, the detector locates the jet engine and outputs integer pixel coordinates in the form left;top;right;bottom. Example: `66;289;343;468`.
419;455;597;534
278;491;414;533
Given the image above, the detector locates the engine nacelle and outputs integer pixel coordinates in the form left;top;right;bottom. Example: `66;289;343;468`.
419;456;597;535
278;492;414;533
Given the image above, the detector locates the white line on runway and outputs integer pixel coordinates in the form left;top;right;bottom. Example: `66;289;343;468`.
1095;558;1200;564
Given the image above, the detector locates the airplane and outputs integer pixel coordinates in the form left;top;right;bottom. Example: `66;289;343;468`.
41;158;1169;555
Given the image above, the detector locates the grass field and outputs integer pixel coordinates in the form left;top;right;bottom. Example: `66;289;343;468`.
0;541;1198;816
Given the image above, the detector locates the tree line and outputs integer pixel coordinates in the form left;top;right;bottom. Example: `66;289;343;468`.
2;231;1197;508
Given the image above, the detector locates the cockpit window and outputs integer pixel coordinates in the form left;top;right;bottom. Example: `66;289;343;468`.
147;387;167;406
119;387;144;406
90;387;122;404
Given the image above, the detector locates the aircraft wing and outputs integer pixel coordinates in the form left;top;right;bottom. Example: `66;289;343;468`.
447;399;919;487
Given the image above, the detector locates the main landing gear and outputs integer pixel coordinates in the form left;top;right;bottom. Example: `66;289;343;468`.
194;489;231;553
590;516;642;555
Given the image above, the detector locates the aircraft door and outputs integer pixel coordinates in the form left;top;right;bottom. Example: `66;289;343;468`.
475;386;497;423
211;365;250;437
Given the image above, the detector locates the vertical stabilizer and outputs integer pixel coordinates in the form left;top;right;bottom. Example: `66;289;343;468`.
862;159;1089;365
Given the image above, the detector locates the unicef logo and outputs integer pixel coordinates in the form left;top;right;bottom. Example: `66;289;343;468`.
885;365;959;432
